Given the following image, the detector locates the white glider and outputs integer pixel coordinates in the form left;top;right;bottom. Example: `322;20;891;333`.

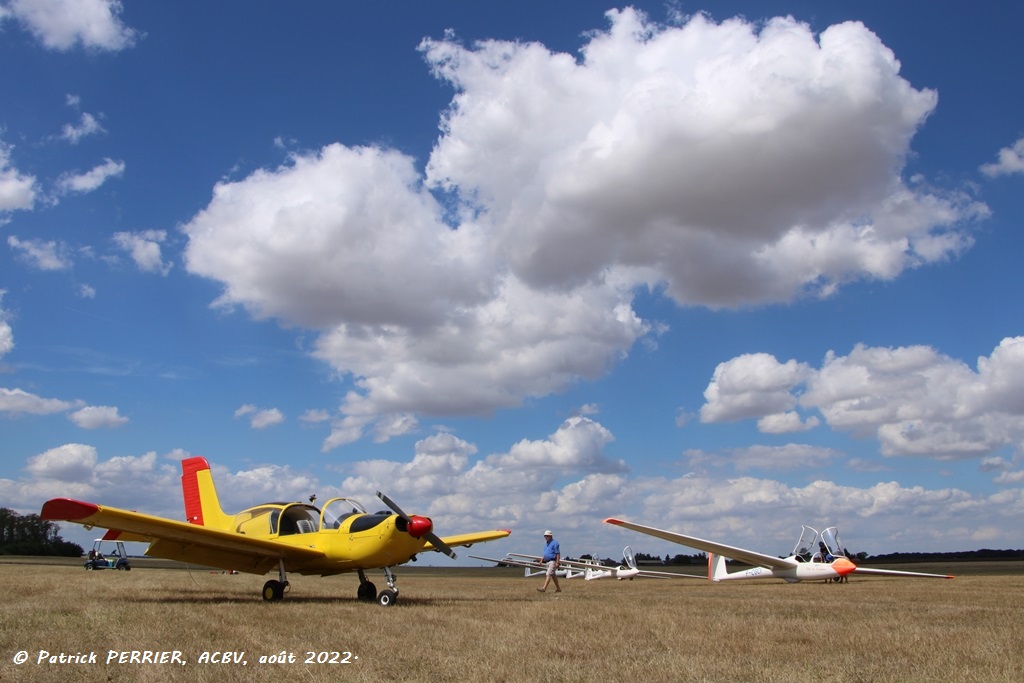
604;519;954;583
471;546;703;581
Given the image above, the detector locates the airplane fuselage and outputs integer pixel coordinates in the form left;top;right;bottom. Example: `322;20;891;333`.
585;566;639;580
709;554;857;583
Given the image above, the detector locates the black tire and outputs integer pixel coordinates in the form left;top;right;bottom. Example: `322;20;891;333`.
262;580;284;602
377;589;397;607
85;563;94;571
357;581;377;602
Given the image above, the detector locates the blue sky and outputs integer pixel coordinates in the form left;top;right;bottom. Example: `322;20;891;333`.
1;1;1022;562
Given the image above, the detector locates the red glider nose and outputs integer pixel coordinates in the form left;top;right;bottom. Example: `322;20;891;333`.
832;557;857;576
407;515;433;539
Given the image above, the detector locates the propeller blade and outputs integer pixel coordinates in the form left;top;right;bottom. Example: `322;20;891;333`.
376;491;409;519
425;531;457;560
375;491;457;559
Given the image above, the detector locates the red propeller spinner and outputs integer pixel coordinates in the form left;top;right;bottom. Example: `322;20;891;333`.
406;515;433;539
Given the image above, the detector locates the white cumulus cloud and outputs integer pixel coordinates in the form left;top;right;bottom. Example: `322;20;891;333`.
181;9;986;448
234;404;285;430
700;337;1024;460
7;236;73;270
69;405;129;429
0;387;75;415
60;112;105;144
980;136;1024;178
57;158;125;194
1;0;139;51
113;230;173;276
0;139;37;213
0;292;12;358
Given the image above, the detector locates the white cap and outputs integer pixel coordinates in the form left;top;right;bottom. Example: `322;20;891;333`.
543;530;553;536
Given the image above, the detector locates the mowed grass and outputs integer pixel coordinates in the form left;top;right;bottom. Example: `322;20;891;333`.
1;560;1022;683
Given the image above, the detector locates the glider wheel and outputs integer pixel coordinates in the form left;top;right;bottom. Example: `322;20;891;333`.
377;589;397;607
357;581;377;602
262;580;285;602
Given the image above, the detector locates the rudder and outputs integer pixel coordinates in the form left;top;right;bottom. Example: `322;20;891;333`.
708;552;729;581
181;457;233;530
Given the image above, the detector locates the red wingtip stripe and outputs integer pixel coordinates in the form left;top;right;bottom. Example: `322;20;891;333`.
40;498;99;521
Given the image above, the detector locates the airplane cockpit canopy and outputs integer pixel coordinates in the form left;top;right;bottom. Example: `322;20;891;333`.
234;498;371;535
792;525;819;561
622;545;637;570
319;497;368;530
820;527;846;560
791;525;847;562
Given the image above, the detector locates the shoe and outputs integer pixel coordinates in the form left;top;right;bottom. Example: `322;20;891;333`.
536;588;545;592
555;589;561;593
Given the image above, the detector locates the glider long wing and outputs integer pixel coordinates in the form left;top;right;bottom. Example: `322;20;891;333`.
604;517;797;571
632;568;706;579
471;553;704;579
41;497;325;574
470;553;595;571
507;553;601;570
469;553;545;570
852;566;954;579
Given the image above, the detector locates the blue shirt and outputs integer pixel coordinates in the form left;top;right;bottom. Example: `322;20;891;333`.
542;538;560;562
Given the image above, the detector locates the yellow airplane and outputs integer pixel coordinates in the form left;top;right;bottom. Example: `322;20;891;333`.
40;456;511;606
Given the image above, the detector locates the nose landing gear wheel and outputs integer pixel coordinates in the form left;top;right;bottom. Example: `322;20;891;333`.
377;589;397;607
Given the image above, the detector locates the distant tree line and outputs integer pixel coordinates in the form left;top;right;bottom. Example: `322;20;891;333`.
0;508;83;557
862;549;1024;563
634;552;708;566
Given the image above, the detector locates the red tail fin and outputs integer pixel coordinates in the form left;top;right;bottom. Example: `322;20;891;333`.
181;456;210;524
180;456;232;529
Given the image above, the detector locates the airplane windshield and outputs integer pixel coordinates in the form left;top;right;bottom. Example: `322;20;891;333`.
320;498;368;530
821;527;846;560
792;526;819;561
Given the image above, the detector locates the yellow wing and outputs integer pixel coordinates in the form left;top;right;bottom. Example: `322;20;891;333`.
423;529;511;553
41;498;325;575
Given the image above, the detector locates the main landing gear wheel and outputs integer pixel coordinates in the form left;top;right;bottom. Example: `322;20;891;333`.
357;581;377;602
262;579;286;602
377;589;397;607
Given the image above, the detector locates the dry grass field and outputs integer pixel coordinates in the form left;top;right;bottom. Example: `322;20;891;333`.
1;559;1022;683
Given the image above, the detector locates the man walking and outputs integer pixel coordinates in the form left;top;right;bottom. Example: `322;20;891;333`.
537;530;561;593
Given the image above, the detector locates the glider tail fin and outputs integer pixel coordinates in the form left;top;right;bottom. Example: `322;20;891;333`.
181;457;233;531
708;553;728;582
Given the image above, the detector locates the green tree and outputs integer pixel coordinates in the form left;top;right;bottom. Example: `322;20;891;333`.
0;508;83;557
